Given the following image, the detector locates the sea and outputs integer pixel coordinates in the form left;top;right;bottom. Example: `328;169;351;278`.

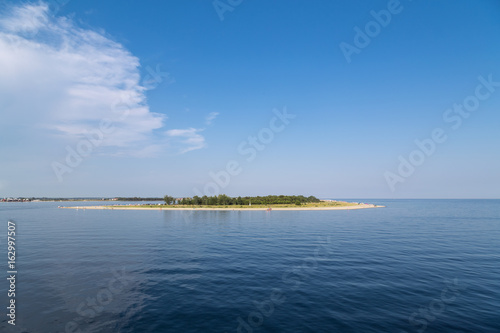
0;199;498;333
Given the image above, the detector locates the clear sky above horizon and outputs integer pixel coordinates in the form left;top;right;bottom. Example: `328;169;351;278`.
1;0;499;198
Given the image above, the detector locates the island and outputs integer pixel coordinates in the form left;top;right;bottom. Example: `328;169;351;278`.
60;195;384;211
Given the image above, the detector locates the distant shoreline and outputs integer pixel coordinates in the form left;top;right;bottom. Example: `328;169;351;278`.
59;203;384;211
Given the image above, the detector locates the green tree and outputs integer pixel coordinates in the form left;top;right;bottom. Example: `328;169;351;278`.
207;196;217;205
218;194;231;205
164;195;175;205
193;196;202;205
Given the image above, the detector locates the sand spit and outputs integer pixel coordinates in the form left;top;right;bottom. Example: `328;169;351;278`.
60;204;384;211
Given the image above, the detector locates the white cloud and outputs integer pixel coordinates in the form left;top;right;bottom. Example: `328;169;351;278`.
205;112;219;125
0;2;48;33
0;2;202;157
166;128;206;154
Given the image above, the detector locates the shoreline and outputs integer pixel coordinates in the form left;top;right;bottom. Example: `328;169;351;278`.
59;204;384;211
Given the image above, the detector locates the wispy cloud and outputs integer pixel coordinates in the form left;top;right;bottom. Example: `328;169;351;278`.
0;2;170;157
0;2;48;32
205;112;219;125
166;128;206;154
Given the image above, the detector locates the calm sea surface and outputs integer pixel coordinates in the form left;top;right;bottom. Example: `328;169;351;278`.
0;199;499;333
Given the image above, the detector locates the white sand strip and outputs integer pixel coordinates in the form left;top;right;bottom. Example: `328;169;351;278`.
59;204;384;211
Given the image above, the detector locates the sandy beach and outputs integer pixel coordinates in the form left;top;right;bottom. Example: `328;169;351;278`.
59;204;384;211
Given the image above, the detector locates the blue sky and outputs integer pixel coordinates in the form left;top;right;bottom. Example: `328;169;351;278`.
1;0;499;198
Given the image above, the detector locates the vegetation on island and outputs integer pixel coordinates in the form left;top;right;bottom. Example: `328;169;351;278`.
98;195;361;209
163;194;321;206
115;197;163;201
55;195;370;209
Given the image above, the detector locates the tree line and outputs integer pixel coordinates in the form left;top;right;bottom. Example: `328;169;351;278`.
163;195;321;206
116;197;163;201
